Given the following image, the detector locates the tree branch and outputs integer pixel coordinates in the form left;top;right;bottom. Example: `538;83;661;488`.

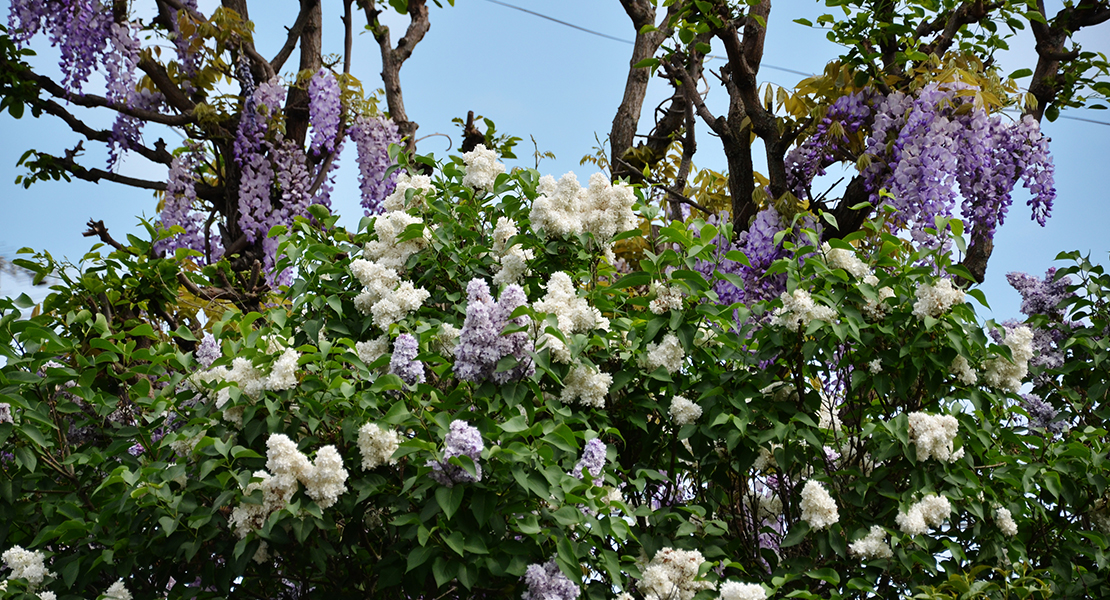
363;0;431;152
28;69;195;127
271;2;313;74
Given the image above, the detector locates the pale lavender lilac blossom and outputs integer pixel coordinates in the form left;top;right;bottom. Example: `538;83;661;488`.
428;420;484;486
453;279;535;384
571;438;606;480
1021;393;1063;434
389;334;425;386
521;559;580;600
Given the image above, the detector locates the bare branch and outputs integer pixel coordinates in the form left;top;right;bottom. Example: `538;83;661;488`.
918;1;1004;58
28;69;195;127
271;3;313;74
363;0;431;151
82;219;128;252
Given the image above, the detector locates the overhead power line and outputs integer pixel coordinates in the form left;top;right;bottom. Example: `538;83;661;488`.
480;0;1110;127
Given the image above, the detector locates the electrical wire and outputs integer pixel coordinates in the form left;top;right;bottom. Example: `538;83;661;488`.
479;0;1110;126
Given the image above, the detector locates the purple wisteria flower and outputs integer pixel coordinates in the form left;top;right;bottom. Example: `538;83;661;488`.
308;68;342;157
521;559;580;600
696;207;789;307
428;420;484;487
454;279;535;384
571;438;606;480
350;115;401;215
389;333;425;386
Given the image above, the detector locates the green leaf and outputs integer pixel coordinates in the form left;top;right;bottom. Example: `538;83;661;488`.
632;57;660;69
444;530;466;557
1009;68;1033;79
612;271;652;289
436;484;465;521
500;415;530;434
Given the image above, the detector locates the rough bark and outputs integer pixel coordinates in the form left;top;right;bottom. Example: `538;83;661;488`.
610;0;683;181
363;0;431;153
284;0;323;149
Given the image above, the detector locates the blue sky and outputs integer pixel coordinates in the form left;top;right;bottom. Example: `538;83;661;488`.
1;0;1107;322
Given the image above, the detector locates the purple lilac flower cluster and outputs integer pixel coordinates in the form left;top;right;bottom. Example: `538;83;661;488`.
454;279;535;383
428;420;484;486
1007;269;1072;318
195;332;221;367
521;559;580;600
350;115;402;215
1021;393;1063;434
389;334;425;386
571;438;606;480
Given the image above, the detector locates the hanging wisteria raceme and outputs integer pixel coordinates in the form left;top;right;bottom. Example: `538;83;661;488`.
786;84;1056;247
786;90;873;199
350;115;401;215
155;142;224;261
308;68;342;157
8;0;115;93
167;0;202;94
697;207;790;307
235;76;287;245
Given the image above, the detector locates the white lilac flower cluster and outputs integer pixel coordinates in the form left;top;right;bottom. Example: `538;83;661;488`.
912;278;965;319
641;333;685;374
491;216;534;286
638;547;716;600
849;525;893;560
363;210;432;270
190;344;300;426
2;545;54;587
534;271;610;363
356;336;389;366
358;423;401;470
907;412;964;463
770;289;837;331
799;480;839;530
529;172;637;246
428;420;484;487
822;242;870;279
461;143;506;191
862;275;896;320
995;506;1018;537
0;402;11;424
351;264;429;329
717;581;768;600
383;172;434;212
896;494;952;535
521;559;579;600
984;325;1034;393
561;363;613;409
669;396;702;426
571;438;607;480
229;434;349;546
454;279;535;383
950;355;978;385
649;282;684;315
104;579;132;600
